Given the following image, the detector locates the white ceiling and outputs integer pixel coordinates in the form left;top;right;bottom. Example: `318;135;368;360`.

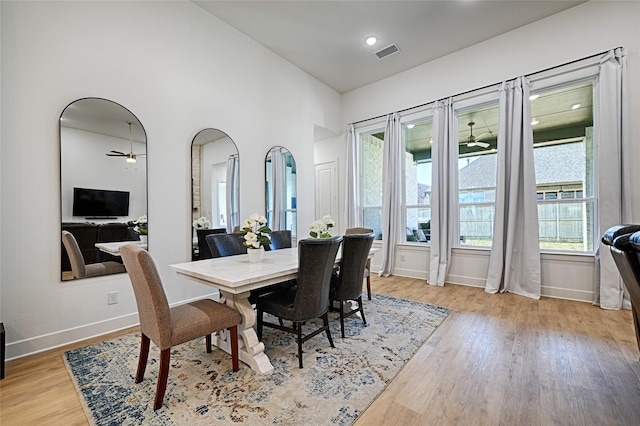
194;0;585;94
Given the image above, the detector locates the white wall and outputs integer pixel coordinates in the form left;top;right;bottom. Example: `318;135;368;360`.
331;1;640;300
0;1;341;359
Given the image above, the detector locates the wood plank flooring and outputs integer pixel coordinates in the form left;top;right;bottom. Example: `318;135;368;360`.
2;275;639;425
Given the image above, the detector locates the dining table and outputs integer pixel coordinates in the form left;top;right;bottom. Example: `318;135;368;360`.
169;246;377;374
95;240;147;256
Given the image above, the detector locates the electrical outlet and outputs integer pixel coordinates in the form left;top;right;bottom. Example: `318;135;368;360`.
107;291;118;305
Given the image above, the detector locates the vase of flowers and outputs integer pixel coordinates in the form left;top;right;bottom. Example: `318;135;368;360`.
133;215;148;244
240;213;272;262
309;215;335;238
193;216;211;230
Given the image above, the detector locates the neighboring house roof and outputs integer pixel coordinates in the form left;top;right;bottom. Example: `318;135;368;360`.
458;142;585;190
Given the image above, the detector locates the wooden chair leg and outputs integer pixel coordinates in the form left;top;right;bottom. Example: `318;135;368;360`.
136;334;150;383
230;326;239;372
154;348;171;410
206;334;212;353
358;295;367;325
296;324;303;368
322;313;335;348
339;302;346;338
366;275;372;300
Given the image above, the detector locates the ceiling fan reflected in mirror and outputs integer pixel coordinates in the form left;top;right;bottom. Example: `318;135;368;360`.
465;121;490;148
106;121;146;163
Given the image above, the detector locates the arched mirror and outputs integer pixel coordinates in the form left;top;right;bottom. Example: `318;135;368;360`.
60;98;147;281
265;146;297;237
191;129;239;260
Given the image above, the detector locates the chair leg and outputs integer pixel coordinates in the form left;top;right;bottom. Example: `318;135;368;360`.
136;334;150;383
154;348;171;410
322;313;335;348
206;334;212;353
297;323;303;368
358;295;367;325
366;275;372;300
230;326;239;372
339;302;346;339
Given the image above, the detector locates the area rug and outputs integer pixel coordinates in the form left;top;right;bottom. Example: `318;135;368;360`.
64;294;450;425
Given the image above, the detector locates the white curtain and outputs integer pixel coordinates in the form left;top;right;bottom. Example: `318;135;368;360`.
345;124;359;228
485;77;541;299
267;147;287;231
225;154;239;233
379;113;402;276
594;48;631;310
429;99;457;286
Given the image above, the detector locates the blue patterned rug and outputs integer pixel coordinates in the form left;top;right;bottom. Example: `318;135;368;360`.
64;294;450;425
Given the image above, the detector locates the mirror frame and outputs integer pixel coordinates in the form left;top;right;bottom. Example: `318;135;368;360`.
59;97;147;281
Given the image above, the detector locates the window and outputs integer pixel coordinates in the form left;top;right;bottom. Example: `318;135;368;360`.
361;129;385;239
403;117;432;243
531;80;594;251
457;103;499;247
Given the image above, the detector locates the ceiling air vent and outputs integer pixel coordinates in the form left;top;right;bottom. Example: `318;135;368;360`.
374;44;400;60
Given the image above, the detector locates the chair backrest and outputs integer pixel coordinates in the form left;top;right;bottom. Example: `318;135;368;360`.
120;244;172;350
345;227;373;235
270;230;292;250
293;236;343;320
62;231;87;278
332;233;374;300
197;228;227;259
206;233;247;257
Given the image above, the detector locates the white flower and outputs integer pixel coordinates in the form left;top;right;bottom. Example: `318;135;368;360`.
240;212;272;248
192;216;211;230
309;215;335;238
244;232;261;248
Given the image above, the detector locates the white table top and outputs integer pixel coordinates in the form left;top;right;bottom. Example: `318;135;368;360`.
95;240;147;255
170;248;300;294
170;246;378;295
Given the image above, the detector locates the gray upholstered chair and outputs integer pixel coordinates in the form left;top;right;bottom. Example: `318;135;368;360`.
195;228;227;260
345;227;374;300
119;244;242;410
270;230;292;250
205;233;247;258
61;230;126;279
330;232;375;338
256;236;343;368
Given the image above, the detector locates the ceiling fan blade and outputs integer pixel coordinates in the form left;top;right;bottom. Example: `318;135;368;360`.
106;150;126;156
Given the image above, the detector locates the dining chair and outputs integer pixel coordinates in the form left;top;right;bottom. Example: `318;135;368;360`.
196;228;227;259
205;233;247;257
345;227;374;300
330;232;375;338
61;231;126;279
602;225;640;354
270;230;292;250
256;236;343;368
120;244;242;410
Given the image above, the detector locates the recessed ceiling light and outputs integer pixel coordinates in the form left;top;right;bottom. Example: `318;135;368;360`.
365;36;378;46
406;124;415;129
571;104;581;110
529;94;539;100
531;118;539;125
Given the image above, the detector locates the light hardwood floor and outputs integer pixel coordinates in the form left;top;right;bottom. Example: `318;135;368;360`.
2;275;639;425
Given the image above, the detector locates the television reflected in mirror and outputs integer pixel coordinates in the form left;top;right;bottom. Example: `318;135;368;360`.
60;98;147;281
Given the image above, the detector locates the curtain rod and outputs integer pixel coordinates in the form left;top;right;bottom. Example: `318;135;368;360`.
350;47;619;127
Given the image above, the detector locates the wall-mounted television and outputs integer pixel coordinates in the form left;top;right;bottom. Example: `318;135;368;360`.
72;187;130;218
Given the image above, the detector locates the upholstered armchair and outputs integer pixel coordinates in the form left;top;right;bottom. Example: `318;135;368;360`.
256;236;343;368
120;244;242;410
61;231;125;279
345;227;374;299
330;232;375;338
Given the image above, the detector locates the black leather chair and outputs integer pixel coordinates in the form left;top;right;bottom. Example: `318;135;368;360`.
205;233;247;258
345;227;374;300
270;230;292;250
196;228;227;260
602;224;640;354
256;236;343;368
330;233;375;338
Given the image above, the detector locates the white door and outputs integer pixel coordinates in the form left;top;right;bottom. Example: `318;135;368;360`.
314;160;339;228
